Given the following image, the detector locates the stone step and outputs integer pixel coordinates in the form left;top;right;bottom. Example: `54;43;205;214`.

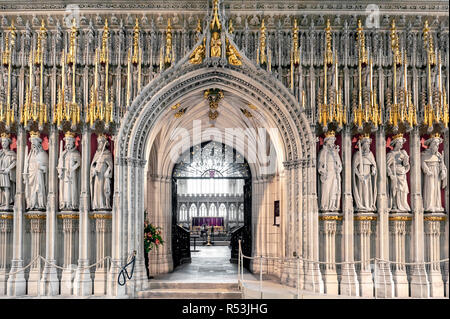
137;282;242;299
148;282;238;290
137;288;242;299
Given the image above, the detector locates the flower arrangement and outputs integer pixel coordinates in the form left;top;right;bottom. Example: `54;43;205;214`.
144;220;164;253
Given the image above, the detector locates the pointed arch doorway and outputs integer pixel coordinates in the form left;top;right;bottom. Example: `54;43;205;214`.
171;141;252;270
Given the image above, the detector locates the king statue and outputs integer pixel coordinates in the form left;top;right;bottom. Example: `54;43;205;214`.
23;131;49;210
90;134;113;210
318;131;342;211
352;134;377;212
57;131;81;210
387;134;411;212
421;133;447;213
0;133;16;209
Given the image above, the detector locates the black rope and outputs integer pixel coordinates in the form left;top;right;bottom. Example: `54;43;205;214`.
117;251;137;286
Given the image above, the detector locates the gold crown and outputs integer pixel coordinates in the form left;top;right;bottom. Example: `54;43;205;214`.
430;133;441;139
29;131;40;138
0;133;10;139
359;133;370;140
392;133;403;140
324;131;335;138
65;131;76;138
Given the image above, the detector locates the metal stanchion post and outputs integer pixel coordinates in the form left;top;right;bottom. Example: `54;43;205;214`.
260;256;263;299
297;257;300;299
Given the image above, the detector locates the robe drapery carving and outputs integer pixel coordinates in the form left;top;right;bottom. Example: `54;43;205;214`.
57;132;81;210
421;134;447;213
352;135;377;212
387;134;411;212
318;131;342;211
0;134;16;209
90;135;113;210
23;132;49;210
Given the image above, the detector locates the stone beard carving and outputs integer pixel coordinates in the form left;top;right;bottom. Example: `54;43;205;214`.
352;135;377;212
318;132;342;211
421;134;447;213
387;135;411;212
0;134;17;209
23;132;49;210
90;135;113;210
57;133;81;210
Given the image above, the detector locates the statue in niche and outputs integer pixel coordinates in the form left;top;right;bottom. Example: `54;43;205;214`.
210;32;221;58
0;133;16;209
352;134;377;212
317;131;342;211
189;37;206;65
90;134;113;210
23;131;49;210
57;131;81;210
421;134;447;212
387;134;411;212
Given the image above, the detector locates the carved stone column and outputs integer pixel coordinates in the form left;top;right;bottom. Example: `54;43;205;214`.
27;216;45;296
355;216;374;297
304;159;324;293
60;215;78;295
409;128;430;297
374;129;394;298
7;127;26;296
74;127;92;295
40;127;59;295
320;216;340;295
389;216;411;297
93;215;110;295
340;128;359;296
0;216;12;295
424;216;445;297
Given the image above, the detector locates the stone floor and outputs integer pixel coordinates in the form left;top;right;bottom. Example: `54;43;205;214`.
151;245;250;283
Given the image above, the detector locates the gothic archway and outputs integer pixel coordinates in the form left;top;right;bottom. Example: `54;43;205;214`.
110;30;318;295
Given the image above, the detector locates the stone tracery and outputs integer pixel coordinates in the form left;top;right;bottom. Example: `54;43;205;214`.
0;0;447;299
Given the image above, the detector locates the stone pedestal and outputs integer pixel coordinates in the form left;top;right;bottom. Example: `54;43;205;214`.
390;217;411;297
26;215;45;296
356;217;375;297
0;216;12;295
319;216;340;295
340;264;360;296
425;217;445;298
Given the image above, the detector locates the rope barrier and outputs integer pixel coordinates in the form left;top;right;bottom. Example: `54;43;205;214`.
117;251;137;286
237;240;449;299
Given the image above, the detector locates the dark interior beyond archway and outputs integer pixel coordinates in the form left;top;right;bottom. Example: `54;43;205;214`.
171;141;252;269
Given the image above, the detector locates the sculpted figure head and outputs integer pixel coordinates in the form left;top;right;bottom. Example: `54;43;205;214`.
29;131;43;150
97;134;109;151
323;131;336;148
64;132;76;151
425;134;442;154
391;134;406;151
359;135;372;153
0;133;11;150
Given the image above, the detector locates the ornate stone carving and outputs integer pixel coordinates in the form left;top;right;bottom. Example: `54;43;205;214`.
318;131;342;212
90;135;113;210
57;132;81;210
23;132;49;210
387;134;411;212
352;135;377;212
421;134;447;213
0;134;16;209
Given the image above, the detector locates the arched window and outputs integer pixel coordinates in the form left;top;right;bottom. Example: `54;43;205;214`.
209;204;217;217
229;204;236;220
219;204;227;217
179;204;187;221
238;204;244;221
199;203;207;217
189;204;197;218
